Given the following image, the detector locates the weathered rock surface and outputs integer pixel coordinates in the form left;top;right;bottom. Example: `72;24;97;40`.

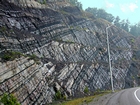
0;0;139;104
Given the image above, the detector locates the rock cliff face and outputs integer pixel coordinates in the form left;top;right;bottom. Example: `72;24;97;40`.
0;0;139;104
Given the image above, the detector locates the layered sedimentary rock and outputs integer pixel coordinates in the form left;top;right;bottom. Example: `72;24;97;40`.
0;0;139;104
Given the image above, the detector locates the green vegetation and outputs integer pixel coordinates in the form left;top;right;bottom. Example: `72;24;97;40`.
64;40;75;44
0;26;7;32
132;57;136;61
37;0;46;4
54;90;67;100
0;50;40;64
130;24;140;36
85;8;115;23
61;96;95;105
60;10;69;15
131;38;135;43
85;7;140;36
54;39;75;44
137;75;140;79
0;93;20;105
70;26;74;29
0;51;23;61
66;0;82;10
54;90;62;100
53;89;111;105
94;89;102;94
0;26;14;37
27;54;40;64
0;26;9;36
61;91;110;105
43;0;46;4
84;86;89;94
82;11;95;19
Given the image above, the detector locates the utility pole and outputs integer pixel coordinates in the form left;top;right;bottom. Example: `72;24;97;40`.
106;24;114;92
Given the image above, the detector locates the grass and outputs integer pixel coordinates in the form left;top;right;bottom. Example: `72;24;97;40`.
60;91;111;105
61;96;95;105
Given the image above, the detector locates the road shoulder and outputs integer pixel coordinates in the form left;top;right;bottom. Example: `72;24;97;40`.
84;92;117;105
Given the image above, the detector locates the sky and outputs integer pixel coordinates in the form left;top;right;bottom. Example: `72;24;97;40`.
78;0;140;24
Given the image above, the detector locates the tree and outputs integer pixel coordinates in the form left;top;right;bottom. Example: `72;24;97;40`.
97;9;107;19
138;22;140;35
130;24;137;36
85;7;98;17
125;19;130;32
68;0;83;9
76;1;82;10
120;19;125;29
106;13;115;23
85;7;140;37
114;16;120;27
85;7;115;23
120;19;130;32
130;23;140;36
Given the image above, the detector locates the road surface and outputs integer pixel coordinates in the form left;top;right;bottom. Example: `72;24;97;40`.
88;87;140;105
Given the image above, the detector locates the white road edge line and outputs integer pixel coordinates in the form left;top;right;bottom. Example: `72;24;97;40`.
134;88;140;103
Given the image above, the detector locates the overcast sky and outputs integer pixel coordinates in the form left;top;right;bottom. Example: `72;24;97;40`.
78;0;140;24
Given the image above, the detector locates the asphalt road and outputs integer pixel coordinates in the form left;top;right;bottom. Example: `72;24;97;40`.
88;87;140;105
107;88;140;105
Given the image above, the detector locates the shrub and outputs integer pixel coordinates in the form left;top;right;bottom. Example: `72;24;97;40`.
0;93;20;105
94;88;101;94
54;90;62;100
27;54;40;64
0;26;7;32
38;0;47;4
131;38;135;43
84;86;89;94
1;54;12;61
1;51;23;61
63;95;67;100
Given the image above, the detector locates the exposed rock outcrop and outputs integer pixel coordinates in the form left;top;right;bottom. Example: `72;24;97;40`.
0;0;139;104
